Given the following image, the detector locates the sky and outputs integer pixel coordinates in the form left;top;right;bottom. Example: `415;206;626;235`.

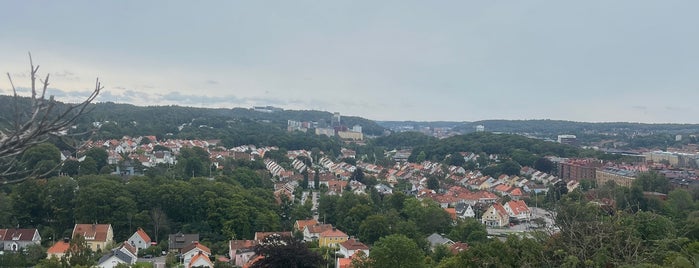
1;1;698;123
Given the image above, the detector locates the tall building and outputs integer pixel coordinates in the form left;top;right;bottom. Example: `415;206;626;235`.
557;158;603;181
557;135;577;145
332;112;341;127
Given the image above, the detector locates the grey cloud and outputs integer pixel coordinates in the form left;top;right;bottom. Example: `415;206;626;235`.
52;70;80;81
206;80;219;85
631;105;648;111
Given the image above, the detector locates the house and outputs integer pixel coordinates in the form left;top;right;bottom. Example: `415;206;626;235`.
72;224;114;252
449;242;469;255
426;233;454;250
46;240;71;260
181;242;211;266
374;184;393;195
504;200;531;222
127;227;151;252
303;224;333;242
338;238;369;258
188;251;214;268
294;219;319;233
481;203;510;227
97;242;138;268
229;240;258;267
319;228;349;248
0;228;41;252
168;232;199;252
455;203;475;219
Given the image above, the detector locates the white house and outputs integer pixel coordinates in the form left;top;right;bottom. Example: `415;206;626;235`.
181;242;211;266
127;227;152;252
338;238;369;258
0;229;41;252
97;242;138;268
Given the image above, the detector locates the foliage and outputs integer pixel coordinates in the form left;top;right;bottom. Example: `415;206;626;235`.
371;234;426;268
250;234;325;268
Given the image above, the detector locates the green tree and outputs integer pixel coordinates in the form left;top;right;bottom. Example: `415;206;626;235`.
534;157;554;173
84;147;108;172
301;170;309;189
20;143;61;177
66;234;97;266
61;159;80;176
313;169;320;189
358;215;391;245
251;234;325;268
427;177;439;190
448;218;488;244
79;157;98;175
371;234;426;268
351;168;365;183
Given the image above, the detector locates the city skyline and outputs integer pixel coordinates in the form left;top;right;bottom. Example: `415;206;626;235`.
1;1;698;123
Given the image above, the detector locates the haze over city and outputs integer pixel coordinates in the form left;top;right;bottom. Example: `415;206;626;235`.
1;1;698;123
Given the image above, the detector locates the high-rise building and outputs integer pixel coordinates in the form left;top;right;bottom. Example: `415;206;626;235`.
557;135;577;145
332;112;341;127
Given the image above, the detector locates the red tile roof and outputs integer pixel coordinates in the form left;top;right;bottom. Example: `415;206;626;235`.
0;229;37;242
135;227;151;243
295;219;319;232
506;200;530;215
321;228;348;238
47;241;71;254
73;224;111;242
449;242;469;254
229;240;258;250
181;241;211;255
189;251;213;267
339;238;369;251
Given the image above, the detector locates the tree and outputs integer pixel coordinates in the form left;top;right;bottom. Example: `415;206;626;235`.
358;214;391;245
351;168;365;183
20;143;61;177
301;170;309;189
448;218;488;244
313;169;320;189
427;177;440;190
66;234;97;266
1;54;101;183
370;234;426;268
84;147;108;172
78;157;98;175
61;159;80;176
534;157;554;173
250;234;325;268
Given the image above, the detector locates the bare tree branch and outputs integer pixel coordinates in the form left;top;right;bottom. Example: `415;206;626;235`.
0;54;102;183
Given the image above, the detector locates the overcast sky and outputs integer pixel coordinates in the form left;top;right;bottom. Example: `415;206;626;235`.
1;1;698;123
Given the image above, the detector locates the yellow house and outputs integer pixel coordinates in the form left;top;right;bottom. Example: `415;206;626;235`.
318;228;348;248
72;224;114;252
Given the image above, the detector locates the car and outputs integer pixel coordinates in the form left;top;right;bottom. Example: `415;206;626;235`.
143;254;153;258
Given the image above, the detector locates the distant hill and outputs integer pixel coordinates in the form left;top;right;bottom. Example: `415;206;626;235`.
379;119;699;137
0;95;387;138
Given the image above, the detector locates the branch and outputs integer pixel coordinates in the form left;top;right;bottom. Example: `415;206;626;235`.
0;54;102;183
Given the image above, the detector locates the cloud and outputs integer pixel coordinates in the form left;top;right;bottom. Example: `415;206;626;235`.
52;70;80;81
206;80;219;85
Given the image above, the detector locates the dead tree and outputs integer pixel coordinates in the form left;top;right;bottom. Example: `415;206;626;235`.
0;53;101;183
